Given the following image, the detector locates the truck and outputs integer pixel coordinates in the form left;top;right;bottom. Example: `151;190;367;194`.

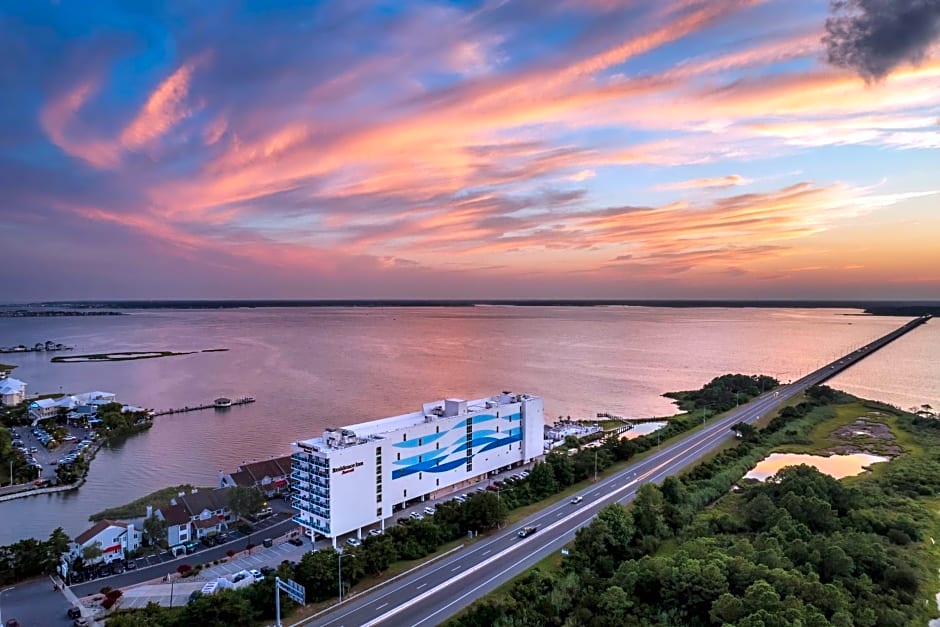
517;525;539;538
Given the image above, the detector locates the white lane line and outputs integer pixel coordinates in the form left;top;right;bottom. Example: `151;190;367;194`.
416;583;427;590
556;512;564;518
376;603;388;610
482;550;491;556
451;566;461;572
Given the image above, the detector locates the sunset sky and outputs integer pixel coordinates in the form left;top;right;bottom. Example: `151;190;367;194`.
1;0;938;301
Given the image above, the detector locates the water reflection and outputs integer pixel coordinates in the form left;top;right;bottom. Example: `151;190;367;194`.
744;452;888;481
622;422;667;439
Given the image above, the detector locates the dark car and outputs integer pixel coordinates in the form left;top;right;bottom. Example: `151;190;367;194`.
112;563;125;574
125;560;137;570
288;537;303;546
97;564;112;577
184;542;197;554
202;536;216;547
259;566;275;576
67;607;82;619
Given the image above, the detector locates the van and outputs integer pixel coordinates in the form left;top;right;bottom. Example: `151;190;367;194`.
262;538;273;548
258;507;273;517
171;545;186;557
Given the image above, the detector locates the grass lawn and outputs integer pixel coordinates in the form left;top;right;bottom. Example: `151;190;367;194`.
90;484;214;521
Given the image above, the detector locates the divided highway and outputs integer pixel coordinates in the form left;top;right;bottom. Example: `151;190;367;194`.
307;315;930;627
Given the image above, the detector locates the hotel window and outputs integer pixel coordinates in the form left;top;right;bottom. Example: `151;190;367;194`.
397;453;401;461
404;489;407;497
377;507;382;516
419;472;423;480
436;426;440;433
436;443;440;450
436;479;440;486
419;438;423;446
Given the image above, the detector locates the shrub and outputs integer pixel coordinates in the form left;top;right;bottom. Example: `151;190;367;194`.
226;549;235;558
101;597;116;610
106;589;123;600
100;586;112;595
177;564;191;575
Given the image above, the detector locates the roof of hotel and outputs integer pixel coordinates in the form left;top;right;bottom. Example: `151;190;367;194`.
297;391;538;450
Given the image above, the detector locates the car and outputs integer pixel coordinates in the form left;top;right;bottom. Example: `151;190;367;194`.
184;542;197;554
96;564;112;577
125;560;137;570
67;607;82;619
5;618;20;627
249;568;264;581
423;506;436;516
517;525;539;538
346;537;362;547
73;619;90;627
257;507;274;517
232;572;248;583
474;487;486;493
217;533;230;544
50;460;58;466
69;572;84;584
288;536;304;546
454;495;467;503
570;496;583;504
409;512;424;521
368;529;383;537
112;563;125;574
260;566;275;576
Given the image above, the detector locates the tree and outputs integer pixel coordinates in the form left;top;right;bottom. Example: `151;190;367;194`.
82;541;103;564
143;515;167;547
228;486;265;519
527;461;558;499
631;484;668;553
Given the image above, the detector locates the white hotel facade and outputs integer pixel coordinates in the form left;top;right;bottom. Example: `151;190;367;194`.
291;391;544;545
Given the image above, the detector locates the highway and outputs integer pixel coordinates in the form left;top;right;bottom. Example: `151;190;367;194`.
304;314;930;627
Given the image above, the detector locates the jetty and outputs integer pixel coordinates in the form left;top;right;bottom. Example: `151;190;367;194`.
1;341;73;354
152;396;256;417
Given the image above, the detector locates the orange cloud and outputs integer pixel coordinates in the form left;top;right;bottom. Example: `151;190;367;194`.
120;56;204;150
655;174;751;191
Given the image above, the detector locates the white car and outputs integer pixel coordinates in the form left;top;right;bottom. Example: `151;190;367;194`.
570;496;583;504
346;537;362;547
249;569;264;582
454;495;466;503
409;512;425;521
369;529;383;537
423;507;436;516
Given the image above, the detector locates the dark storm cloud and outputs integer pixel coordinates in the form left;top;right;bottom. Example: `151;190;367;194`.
824;0;940;80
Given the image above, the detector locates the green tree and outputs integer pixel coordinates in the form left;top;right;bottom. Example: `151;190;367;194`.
143;515;168;547
228;486;265;519
361;534;397;575
179;588;258;626
526;461;558;499
631;484;668;553
82;540;103;564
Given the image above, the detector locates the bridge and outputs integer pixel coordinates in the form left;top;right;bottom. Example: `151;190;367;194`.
307;315;931;627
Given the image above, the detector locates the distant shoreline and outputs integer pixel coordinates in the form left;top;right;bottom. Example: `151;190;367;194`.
1;300;938;316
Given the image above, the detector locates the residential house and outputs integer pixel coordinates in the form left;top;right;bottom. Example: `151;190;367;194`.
220;455;292;497
157;487;235;546
69;519;142;566
0;377;26;406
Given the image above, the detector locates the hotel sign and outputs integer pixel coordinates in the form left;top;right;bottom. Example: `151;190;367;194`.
332;461;364;475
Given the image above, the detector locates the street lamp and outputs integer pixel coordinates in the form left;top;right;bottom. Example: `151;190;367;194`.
338;550;356;603
593;449;598;482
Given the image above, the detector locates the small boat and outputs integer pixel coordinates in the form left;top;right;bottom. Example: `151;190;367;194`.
214;397;233;408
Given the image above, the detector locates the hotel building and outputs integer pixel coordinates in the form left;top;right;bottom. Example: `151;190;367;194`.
291;391;544;545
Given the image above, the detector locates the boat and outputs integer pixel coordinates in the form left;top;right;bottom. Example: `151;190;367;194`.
214;397;233;408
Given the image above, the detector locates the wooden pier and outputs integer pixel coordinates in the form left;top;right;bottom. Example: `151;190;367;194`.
152;396;256;417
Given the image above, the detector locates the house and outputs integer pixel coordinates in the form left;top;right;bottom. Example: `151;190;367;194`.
29;391;116;422
69;519;142;566
220;455;292;497
0;377;26;406
157;487;235;545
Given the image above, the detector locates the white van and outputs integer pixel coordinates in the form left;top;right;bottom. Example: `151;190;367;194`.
171;544;186;557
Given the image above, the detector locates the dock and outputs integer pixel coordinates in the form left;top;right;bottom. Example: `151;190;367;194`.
152;396;256;417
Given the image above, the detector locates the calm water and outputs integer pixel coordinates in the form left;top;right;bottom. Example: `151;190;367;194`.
744;452;889;481
0;307;936;543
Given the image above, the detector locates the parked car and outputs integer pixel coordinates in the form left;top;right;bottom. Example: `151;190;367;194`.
260;566;275;576
112;563;125;574
423;507;436;516
454;495;467;503
346;537;361;547
409;512;425;521
125;560;137;570
202;536;216;547
368;529;383;537
288;536;304;546
67;607;82;619
184;542;197;554
249;569;264;582
96;564;112;577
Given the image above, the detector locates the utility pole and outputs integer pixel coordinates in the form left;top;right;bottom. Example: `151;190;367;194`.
593;449;598;482
338;551;355;603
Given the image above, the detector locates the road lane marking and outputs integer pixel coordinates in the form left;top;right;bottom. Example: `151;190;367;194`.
482;550;491;556
451;566;461;572
416;583;427;590
556;512;564;517
376;603;387;610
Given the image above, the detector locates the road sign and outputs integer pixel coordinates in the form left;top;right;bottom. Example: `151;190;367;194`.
279;577;306;606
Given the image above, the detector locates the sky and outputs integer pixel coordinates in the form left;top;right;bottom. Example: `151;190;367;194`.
1;0;938;301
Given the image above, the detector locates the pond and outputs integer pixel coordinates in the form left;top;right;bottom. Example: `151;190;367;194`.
622;422;667;439
744;452;889;481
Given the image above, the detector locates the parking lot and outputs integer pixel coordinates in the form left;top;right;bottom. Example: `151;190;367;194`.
196;536;312;581
10;424;95;483
119;581;206;609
